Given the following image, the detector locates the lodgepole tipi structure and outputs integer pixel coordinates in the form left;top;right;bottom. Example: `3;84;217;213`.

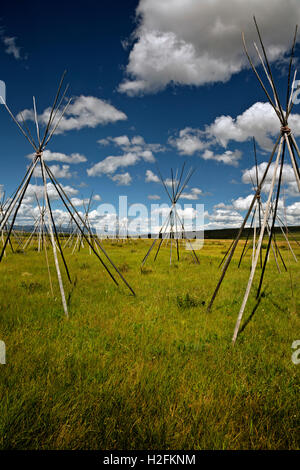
22;194;48;252
141;163;200;268
64;193;95;254
207;17;300;345
0;73;135;318
0;191;23;256
219;137;297;272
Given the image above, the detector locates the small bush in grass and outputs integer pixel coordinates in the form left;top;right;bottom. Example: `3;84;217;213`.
141;267;153;275
185;256;199;265
176;293;205;309
19;281;44;293
119;263;130;273
79;263;90;270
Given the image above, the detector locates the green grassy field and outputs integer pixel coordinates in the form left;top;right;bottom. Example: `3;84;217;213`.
0;236;299;450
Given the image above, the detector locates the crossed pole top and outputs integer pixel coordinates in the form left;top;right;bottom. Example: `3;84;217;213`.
156;162;196;206
0;71;72;159
242;17;300;196
243;17;298;133
207;17;300;327
82;192;94;219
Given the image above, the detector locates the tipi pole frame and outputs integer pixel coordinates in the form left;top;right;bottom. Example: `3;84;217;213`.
142;163;198;268
1;71;135;319
253;137;263;268
174;207;200;264
207;132;281;313
238;205;257;268
154;212;172;262
0;158;38;232
141;204;175;267
0;159;39;262
23;216;41;250
218;239;235;269
41;170;72;284
285;134;300;191
255;142;286;300
231;135;283;344
45;165;136;296
277;220;298;262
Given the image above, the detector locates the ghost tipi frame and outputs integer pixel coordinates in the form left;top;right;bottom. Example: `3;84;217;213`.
207;17;300;344
22;193;48;252
67;193;95;255
141;163;200;268
0;73;135;318
219;137;296;272
238;138;297;270
0;191;23;256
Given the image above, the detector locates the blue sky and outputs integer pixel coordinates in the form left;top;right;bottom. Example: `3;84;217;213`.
0;0;300;231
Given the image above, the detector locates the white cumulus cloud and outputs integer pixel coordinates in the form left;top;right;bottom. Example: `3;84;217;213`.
18;96;127;134
242;161;299;196
119;0;300;95
180;187;203;200
145;169;160;183
2;36;23;60
110;172;132;186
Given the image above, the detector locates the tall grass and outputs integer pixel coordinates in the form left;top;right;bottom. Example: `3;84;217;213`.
0;237;299;449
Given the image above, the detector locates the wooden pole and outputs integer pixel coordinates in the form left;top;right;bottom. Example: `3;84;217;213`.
40;157;69;318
